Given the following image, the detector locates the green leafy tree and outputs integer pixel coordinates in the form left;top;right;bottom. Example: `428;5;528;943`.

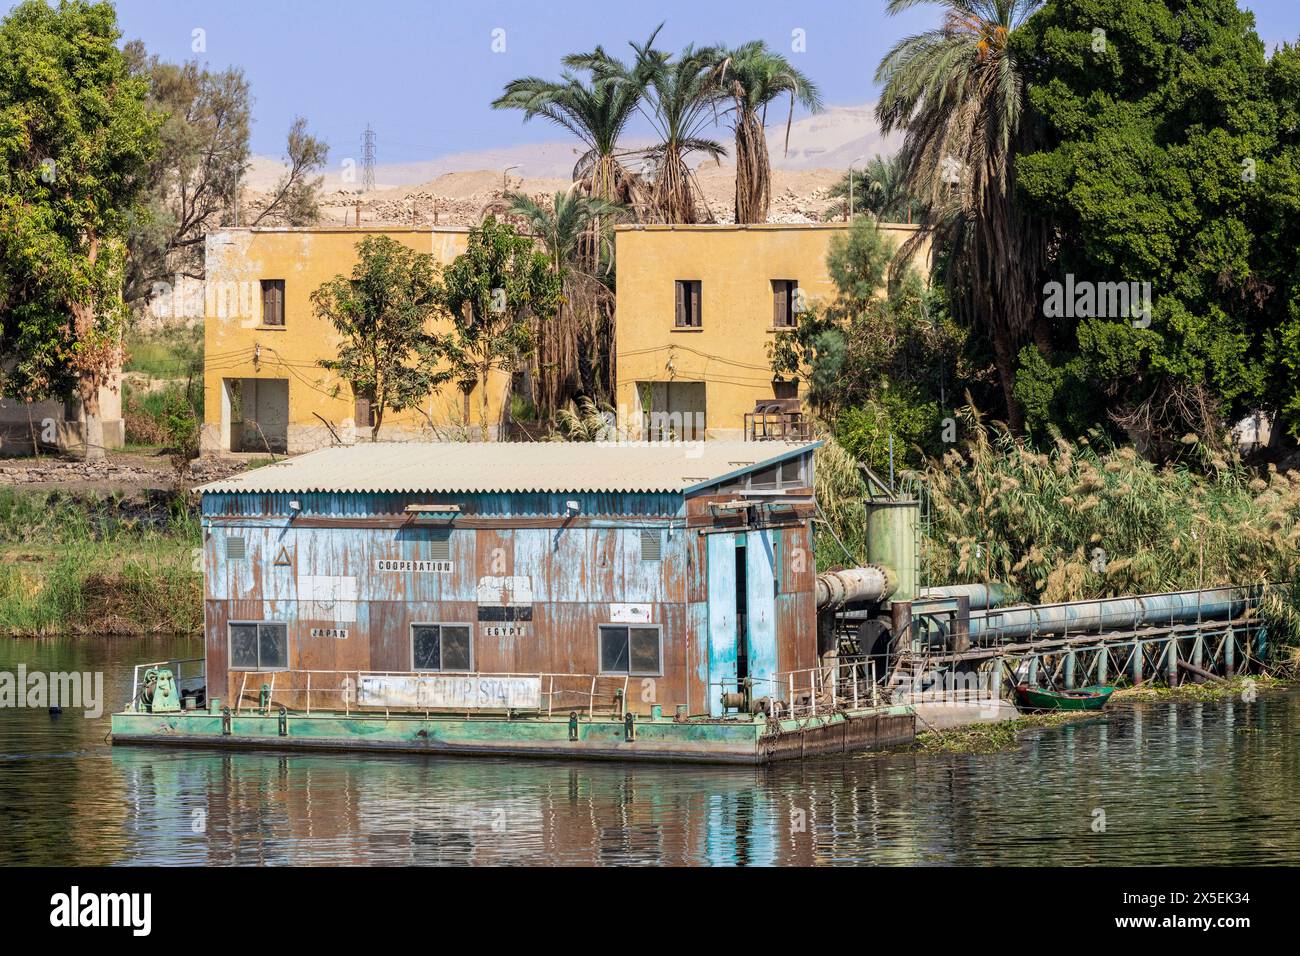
1250;42;1300;445
122;43;251;304
1013;0;1275;453
436;217;561;440
0;0;161;459
312;236;449;440
769;217;987;471
121;46;325;314
716;41;822;223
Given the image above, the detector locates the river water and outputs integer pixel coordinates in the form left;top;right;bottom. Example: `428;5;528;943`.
1;635;1297;866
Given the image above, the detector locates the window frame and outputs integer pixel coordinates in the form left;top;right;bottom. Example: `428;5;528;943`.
771;279;799;328
597;623;663;677
227;620;290;672
353;395;376;429
674;279;702;328
260;279;286;327
410;621;475;673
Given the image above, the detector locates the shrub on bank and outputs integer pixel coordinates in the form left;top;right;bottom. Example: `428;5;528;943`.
0;489;201;636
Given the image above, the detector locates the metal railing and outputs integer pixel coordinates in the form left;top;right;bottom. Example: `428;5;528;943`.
225;668;637;719
711;658;879;720
744;409;814;442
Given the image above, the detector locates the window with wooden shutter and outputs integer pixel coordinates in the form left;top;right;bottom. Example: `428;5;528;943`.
674;280;701;328
772;280;797;327
353;396;373;429
261;279;285;326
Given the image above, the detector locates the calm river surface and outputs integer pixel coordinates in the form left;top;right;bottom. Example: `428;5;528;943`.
1;635;1298;866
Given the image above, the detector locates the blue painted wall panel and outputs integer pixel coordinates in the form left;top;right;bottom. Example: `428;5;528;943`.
706;533;738;716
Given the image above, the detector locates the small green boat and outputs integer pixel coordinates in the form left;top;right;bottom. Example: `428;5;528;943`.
1014;683;1115;712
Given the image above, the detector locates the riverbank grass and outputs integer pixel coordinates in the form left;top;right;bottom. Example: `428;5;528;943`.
0;489;201;636
1114;674;1290;703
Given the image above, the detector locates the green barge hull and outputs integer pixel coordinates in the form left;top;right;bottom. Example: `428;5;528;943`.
110;706;915;765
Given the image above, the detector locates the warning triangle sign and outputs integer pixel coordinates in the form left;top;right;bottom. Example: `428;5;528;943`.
274;545;292;567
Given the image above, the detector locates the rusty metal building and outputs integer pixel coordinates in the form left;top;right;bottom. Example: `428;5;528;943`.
198;440;822;717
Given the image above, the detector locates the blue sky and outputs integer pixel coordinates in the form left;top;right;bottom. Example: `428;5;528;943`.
16;1;1300;163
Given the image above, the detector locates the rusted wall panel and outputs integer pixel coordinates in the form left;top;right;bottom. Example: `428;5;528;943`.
204;486;815;716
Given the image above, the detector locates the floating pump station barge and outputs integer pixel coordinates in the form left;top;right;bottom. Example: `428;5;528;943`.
110;441;1275;763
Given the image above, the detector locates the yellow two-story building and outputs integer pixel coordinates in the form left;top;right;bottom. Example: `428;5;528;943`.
201;221;926;456
200;226;515;455
613;223;926;441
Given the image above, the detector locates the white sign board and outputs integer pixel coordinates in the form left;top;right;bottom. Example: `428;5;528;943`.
477;575;533;605
357;674;542;711
298;575;358;622
375;559;453;573
481;624;527;638
609;603;653;624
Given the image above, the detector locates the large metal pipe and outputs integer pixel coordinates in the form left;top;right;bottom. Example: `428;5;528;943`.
816;565;898;609
919;583;1019;611
967;589;1249;642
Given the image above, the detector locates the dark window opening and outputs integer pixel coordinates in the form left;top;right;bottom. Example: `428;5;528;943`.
229;622;288;670
261;279;285;326
735;542;749;685
674;280;702;328
772;379;798;400
412;624;472;671
599;625;661;676
771;279;798;327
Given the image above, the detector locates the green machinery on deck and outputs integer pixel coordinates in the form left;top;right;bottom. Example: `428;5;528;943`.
140;668;181;713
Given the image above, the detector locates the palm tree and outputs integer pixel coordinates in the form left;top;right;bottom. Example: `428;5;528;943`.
826;153;919;222
716;41;822;223
507;188;627;416
583;26;726;224
492;67;642;207
875;0;1047;431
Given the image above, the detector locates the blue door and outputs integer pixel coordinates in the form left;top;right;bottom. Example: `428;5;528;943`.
706;533;738;716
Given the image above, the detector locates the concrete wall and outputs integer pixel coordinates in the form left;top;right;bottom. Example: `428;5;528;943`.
0;376;123;456
201;227;509;456
614;223;928;440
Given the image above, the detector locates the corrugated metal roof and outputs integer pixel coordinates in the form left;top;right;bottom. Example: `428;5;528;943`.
198;441;820;495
